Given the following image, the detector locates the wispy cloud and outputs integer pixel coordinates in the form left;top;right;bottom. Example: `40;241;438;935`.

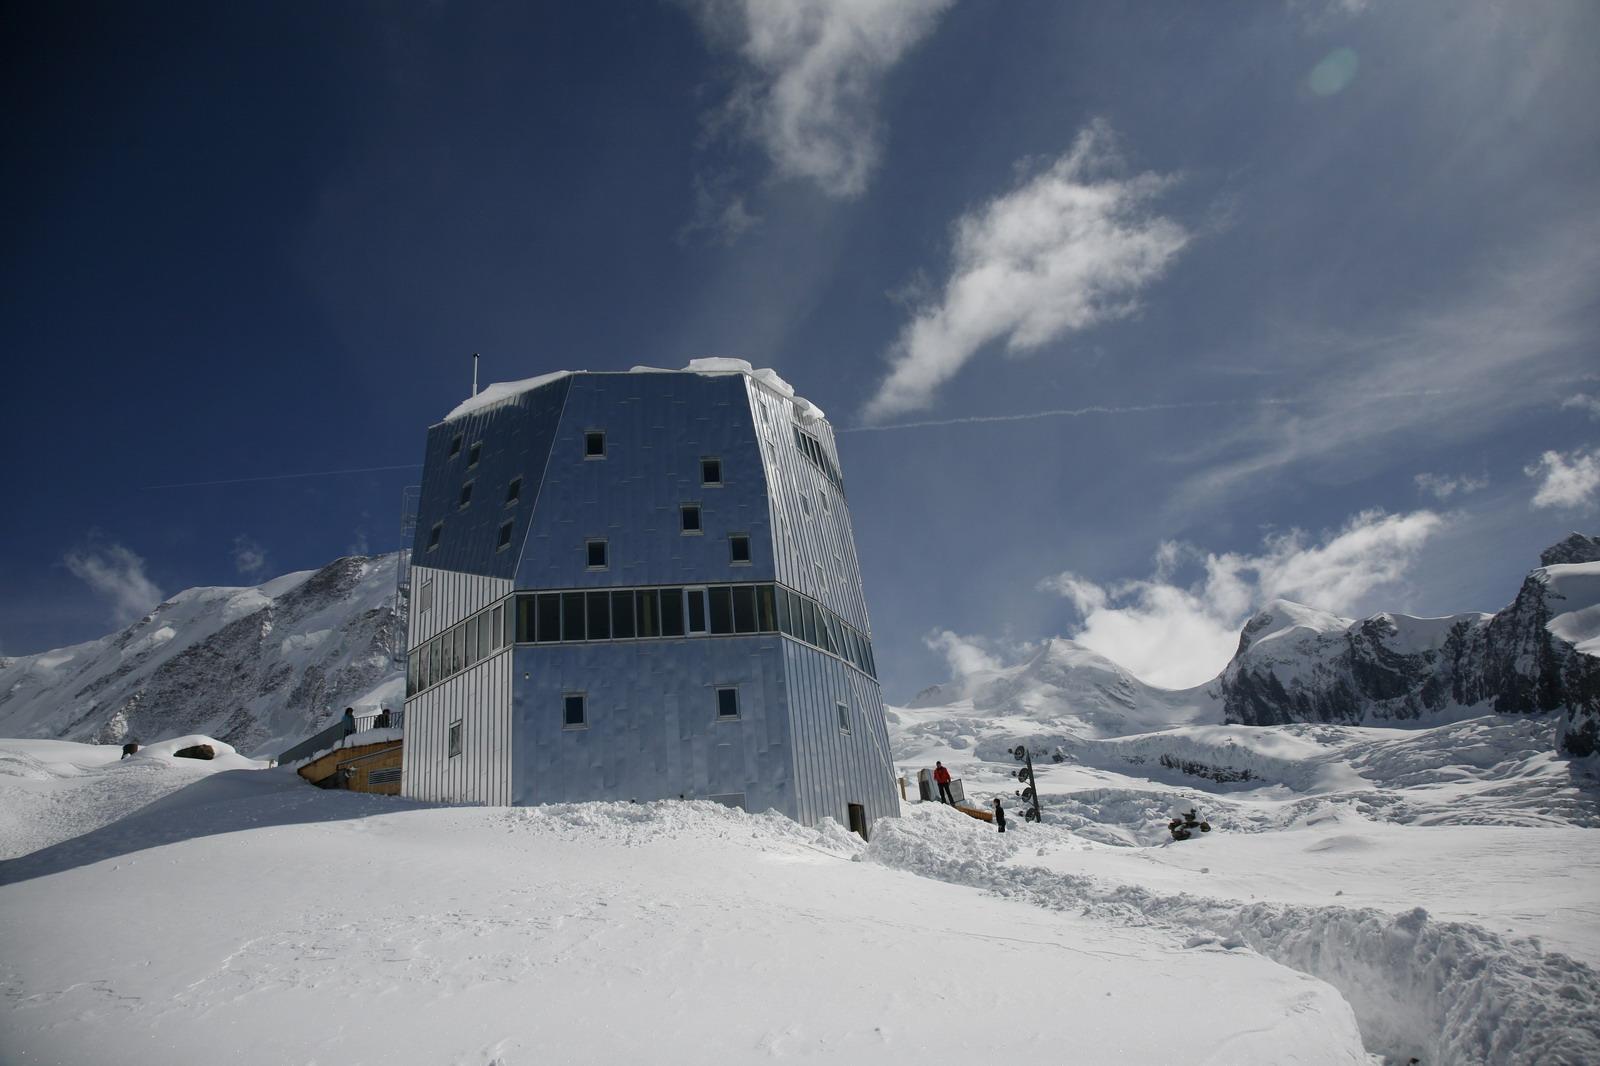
1561;393;1600;420
1526;445;1600;511
684;0;955;199
679;171;763;245
1173;224;1600;513
1414;471;1489;500
233;535;267;578
63;541;164;627
840;398;1293;434
1038;508;1446;688
865;121;1190;420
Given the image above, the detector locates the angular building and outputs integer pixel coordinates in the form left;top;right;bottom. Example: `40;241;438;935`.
399;360;898;835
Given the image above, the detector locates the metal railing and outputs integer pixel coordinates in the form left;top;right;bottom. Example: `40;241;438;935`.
278;708;405;765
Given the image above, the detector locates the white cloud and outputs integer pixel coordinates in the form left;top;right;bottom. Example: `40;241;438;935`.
1561;393;1600;420
1413;471;1489;500
233;535;267;577
865;122;1190;420
1039;509;1446;688
923;629;1036;679
63;542;164;627
686;0;955;199
1525;446;1600;511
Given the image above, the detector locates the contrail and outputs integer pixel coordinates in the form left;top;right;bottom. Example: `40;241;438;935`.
837;398;1294;434
146;462;423;490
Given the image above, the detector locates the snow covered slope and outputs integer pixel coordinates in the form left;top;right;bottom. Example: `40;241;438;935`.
0;555;402;757
0;763;1373;1065
1219;533;1600;756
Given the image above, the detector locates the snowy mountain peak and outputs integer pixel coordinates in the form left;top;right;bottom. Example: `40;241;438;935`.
1236;599;1351;653
1540;532;1600;567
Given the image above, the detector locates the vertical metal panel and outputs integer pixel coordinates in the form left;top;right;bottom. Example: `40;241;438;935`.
399;648;512;803
780;640;899;829
407;564;511;646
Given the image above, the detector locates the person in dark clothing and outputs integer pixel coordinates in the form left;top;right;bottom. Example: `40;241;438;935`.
341;707;356;735
993;797;1007;832
373;707;391;729
934;761;955;805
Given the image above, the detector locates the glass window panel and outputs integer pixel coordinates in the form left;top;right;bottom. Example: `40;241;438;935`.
637;589;659;638
453;626;466;672
686;588;707;634
611;590;635;639
729;534;751;564
516;595;535;643
708;587;734;634
801;600;818;645
459;481;473;508
504;601;515;646
732;586;757;633
428;640;440;687
479;612;493;659
587;591;611;640
497;521;513;550
536;594;561;643
680;504;702;533
586;539;607;569
467;442;481;467
776;587;793;635
505;477;522;504
564;694;586;727
757;585;777;632
490;605;504;650
407;650;420;696
837;702;851;734
716;687;739;718
659;588;685;636
465;617;479;666
701;457;722;485
562;592;586;641
584;431;605;457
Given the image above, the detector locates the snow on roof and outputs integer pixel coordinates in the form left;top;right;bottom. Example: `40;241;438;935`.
442;359;826;425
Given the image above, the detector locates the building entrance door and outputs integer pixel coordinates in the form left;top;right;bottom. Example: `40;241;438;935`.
847;803;868;841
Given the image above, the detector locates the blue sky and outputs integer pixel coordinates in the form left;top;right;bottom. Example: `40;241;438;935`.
3;1;1597;700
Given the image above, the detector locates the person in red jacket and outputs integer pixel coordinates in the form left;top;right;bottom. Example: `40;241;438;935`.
933;761;955;806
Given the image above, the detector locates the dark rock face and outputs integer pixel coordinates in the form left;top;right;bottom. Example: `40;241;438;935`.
172;743;215;760
1219;537;1600;758
1540;532;1600;567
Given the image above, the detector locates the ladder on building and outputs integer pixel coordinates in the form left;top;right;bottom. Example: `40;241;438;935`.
391;485;421;668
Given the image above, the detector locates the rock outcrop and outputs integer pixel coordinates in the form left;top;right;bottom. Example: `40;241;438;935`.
1218;536;1600;757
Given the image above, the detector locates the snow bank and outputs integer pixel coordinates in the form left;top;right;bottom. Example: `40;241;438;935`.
864;808;1600;1065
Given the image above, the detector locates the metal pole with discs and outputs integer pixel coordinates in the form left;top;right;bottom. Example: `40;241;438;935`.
1010;745;1043;823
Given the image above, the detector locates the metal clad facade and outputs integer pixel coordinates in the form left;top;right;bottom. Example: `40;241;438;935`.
410;377;571;580
781;641;899;827
401;647;513;804
509;636;794;813
516;373;774;589
407;564;512;645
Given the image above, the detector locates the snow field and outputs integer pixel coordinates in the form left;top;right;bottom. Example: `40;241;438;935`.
0;765;1370;1066
865;806;1600;1065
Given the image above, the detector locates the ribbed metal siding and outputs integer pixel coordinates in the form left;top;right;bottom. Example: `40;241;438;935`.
748;381;870;633
781;641;899;829
400;648;513;804
407;564;512;645
509;637;795;816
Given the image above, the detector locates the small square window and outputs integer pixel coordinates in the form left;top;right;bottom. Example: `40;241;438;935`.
586;538;608;569
680;504;702;534
584;431;606;458
800;494;811;517
459;481;474;509
821;491;831;514
447;719;463;757
729;534;751;565
563;693;587;729
419;579;434;613
448;434;463;458
467;441;481;468
701;457;723;486
716;686;740;719
497;520;514;552
505;476;522;505
428;522;443;551
837;702;851;734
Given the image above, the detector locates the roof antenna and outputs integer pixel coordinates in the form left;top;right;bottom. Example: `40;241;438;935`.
471;352;479;397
